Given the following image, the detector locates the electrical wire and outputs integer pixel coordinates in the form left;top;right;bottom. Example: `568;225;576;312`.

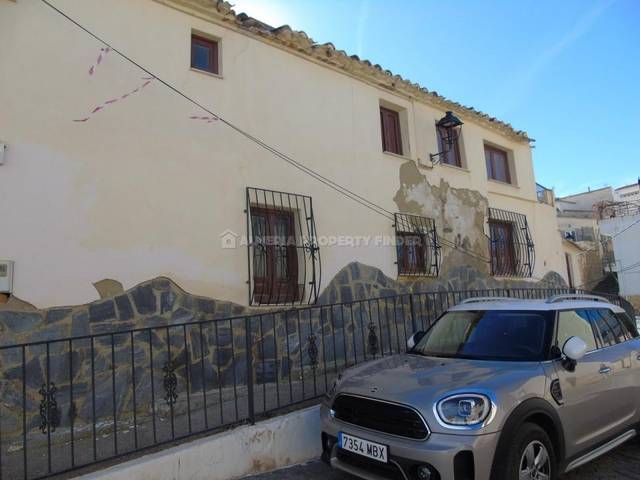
39;0;394;222
40;0;497;266
51;0;627;287
41;0;639;282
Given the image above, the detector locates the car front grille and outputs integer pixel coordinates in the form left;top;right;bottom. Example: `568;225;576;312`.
331;394;429;440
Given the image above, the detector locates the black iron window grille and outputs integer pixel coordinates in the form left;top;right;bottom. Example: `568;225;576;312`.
246;187;321;306
393;213;441;276
487;207;535;277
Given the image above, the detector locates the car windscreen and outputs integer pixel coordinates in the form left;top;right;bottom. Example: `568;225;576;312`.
412;310;554;361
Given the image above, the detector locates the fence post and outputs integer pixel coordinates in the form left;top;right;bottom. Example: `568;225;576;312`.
408;294;416;333
245;316;255;425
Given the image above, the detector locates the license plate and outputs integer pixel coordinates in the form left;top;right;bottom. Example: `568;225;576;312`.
338;432;388;463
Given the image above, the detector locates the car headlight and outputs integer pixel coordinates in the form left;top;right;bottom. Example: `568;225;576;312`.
436;394;491;427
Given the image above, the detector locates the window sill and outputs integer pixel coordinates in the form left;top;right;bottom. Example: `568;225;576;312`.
190;67;223;79
440;163;470;173
383;150;414;162
488;178;519;188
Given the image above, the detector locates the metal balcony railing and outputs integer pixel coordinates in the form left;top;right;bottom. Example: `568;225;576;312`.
536;183;554;206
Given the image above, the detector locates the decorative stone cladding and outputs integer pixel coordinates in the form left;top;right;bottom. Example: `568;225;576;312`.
0;264;633;477
0;262;565;442
0;277;249;347
319;262;566;306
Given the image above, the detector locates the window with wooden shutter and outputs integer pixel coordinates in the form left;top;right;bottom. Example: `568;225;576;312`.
485;145;511;183
489;220;517;276
246;188;320;306
394;213;441;276
488;208;535;277
191;34;219;74
380;107;403;155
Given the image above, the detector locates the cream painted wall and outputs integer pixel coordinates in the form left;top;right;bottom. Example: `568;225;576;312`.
562;241;585;289
0;0;565;307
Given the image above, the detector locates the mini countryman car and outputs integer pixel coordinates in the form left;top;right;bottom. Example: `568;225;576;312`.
321;295;640;480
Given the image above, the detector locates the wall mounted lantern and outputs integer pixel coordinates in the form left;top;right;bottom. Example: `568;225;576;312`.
429;111;463;165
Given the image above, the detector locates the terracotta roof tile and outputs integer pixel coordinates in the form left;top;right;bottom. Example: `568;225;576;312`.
160;0;532;142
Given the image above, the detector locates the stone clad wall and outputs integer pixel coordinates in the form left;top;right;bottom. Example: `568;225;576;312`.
0;262;570;446
0;278;248;347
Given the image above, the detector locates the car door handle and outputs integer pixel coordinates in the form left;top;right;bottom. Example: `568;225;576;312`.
599;366;612;374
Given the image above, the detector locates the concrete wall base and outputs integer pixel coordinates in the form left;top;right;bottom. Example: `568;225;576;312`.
77;406;322;480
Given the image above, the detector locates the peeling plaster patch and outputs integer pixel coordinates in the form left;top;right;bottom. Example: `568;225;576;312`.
394;161;489;276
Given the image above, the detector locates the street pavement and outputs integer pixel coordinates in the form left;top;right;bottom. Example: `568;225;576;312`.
246;439;640;479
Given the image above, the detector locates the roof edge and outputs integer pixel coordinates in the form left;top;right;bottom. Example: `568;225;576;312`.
154;0;533;144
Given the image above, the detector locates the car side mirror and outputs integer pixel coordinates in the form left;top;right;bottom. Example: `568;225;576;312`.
562;336;587;371
407;331;425;351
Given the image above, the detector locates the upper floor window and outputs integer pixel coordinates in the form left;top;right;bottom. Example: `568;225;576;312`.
380;107;403;155
485;144;511;183
437;125;462;167
191;34;219;74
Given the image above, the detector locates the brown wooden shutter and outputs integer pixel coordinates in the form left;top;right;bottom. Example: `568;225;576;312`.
380;107;403;155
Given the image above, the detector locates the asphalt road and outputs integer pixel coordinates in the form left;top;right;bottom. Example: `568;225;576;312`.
246;440;640;479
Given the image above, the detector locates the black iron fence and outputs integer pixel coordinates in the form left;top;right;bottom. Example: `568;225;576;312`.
0;287;631;479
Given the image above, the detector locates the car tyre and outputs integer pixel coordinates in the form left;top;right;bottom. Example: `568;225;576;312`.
495;422;557;480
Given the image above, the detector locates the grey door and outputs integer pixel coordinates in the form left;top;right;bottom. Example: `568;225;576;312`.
553;309;613;457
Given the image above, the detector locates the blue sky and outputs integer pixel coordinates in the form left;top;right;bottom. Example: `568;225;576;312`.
232;0;640;196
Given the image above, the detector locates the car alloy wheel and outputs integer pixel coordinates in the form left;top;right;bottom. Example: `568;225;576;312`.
519;440;550;480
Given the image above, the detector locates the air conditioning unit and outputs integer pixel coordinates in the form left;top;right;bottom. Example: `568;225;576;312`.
0;261;14;293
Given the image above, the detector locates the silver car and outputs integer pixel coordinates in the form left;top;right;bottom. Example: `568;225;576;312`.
321;294;640;480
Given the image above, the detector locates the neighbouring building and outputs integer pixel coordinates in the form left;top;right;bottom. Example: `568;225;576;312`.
599;202;640;311
555;196;609;289
1;0;568;313
615;180;640;204
556;182;639;306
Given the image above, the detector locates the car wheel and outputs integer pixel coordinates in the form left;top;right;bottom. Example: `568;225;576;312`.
496;422;557;480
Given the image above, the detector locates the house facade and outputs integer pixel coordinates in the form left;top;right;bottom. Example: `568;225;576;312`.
556;184;639;303
555;197;608;289
0;0;567;310
615;181;640;204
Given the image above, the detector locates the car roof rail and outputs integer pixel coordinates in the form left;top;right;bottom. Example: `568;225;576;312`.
459;297;522;305
545;294;610;304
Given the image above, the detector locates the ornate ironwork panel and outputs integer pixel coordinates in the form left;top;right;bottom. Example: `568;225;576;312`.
246;187;321;306
368;322;379;356
487;208;535;277
39;382;60;434
163;359;178;406
394;213;441;277
307;333;318;368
